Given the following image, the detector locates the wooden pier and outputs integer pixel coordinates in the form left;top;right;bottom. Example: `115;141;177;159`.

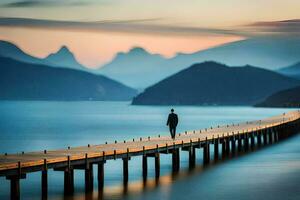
1;111;300;200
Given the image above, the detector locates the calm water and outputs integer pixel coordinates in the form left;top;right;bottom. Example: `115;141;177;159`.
0;101;299;200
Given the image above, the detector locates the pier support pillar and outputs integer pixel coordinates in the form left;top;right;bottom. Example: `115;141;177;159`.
85;163;94;192
155;153;160;179
214;138;219;160
188;147;196;169
123;158;129;186
225;138;230;155
41;170;47;200
277;126;282;140
142;155;148;181
250;132;255;150
97;162;104;192
11;178;20;200
263;130;268;145
274;129;279;142
238;135;242;152
7;174;25;200
231;136;236;155
257;131;262;146
64;169;74;195
172;149;180;172
244;134;249;151
6;162;26;200
269;129;273;144
222;140;226;158
203;143;210;164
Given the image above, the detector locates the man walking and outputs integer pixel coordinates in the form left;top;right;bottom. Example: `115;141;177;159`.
167;109;178;139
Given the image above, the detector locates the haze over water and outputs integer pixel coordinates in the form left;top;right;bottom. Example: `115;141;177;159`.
0;101;299;200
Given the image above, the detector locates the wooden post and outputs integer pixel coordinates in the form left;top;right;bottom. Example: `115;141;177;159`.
250;132;255;150
273;129;277;142
207;143;210;161
278;126;282;140
64;156;74;195
203;143;210;164
238;134;242;152
64;169;74;195
189;147;196;169
98;162;104;192
7;162;25;200
85;163;94;192
6;175;25;200
177;149;180;170
231;136;236;155
123;158;129;185
222;140;226;158
10;177;20;200
263;130;268;145
172;150;176;172
267;129;271;144
257;130;262;146
155;153;160;179
277;126;282;140
244;133;249;151
225;137;230;155
172;149;180;172
142;155;148;180
274;129;279;142
269;129;273;144
214;138;219;160
42;159;48;200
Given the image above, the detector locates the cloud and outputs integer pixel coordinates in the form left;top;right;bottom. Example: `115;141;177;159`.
1;0;90;8
0;17;244;37
0;17;298;37
245;19;300;34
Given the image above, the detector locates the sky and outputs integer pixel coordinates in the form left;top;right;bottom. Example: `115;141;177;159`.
0;0;299;68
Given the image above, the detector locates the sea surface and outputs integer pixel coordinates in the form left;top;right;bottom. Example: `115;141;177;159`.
0;101;299;200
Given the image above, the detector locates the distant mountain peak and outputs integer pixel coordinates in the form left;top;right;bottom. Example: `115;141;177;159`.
57;45;71;53
126;47;165;58
128;47;148;54
0;40;47;64
114;47;152;59
189;61;227;70
44;45;88;71
47;45;74;59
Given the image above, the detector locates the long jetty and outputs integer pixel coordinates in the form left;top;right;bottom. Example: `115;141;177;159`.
1;111;300;200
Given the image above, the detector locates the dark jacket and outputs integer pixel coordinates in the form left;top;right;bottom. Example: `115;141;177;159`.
167;113;178;127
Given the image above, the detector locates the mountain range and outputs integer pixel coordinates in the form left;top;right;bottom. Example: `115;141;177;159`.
132;62;300;105
98;35;300;88
1;38;300;104
0;40;89;71
277;62;300;80
256;86;300;108
1;35;300;90
0;56;137;101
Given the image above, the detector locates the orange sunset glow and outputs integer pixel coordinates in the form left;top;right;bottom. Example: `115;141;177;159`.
0;27;244;68
1;0;299;68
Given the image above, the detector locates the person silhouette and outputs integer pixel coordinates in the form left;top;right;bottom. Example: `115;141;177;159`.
167;109;178;139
